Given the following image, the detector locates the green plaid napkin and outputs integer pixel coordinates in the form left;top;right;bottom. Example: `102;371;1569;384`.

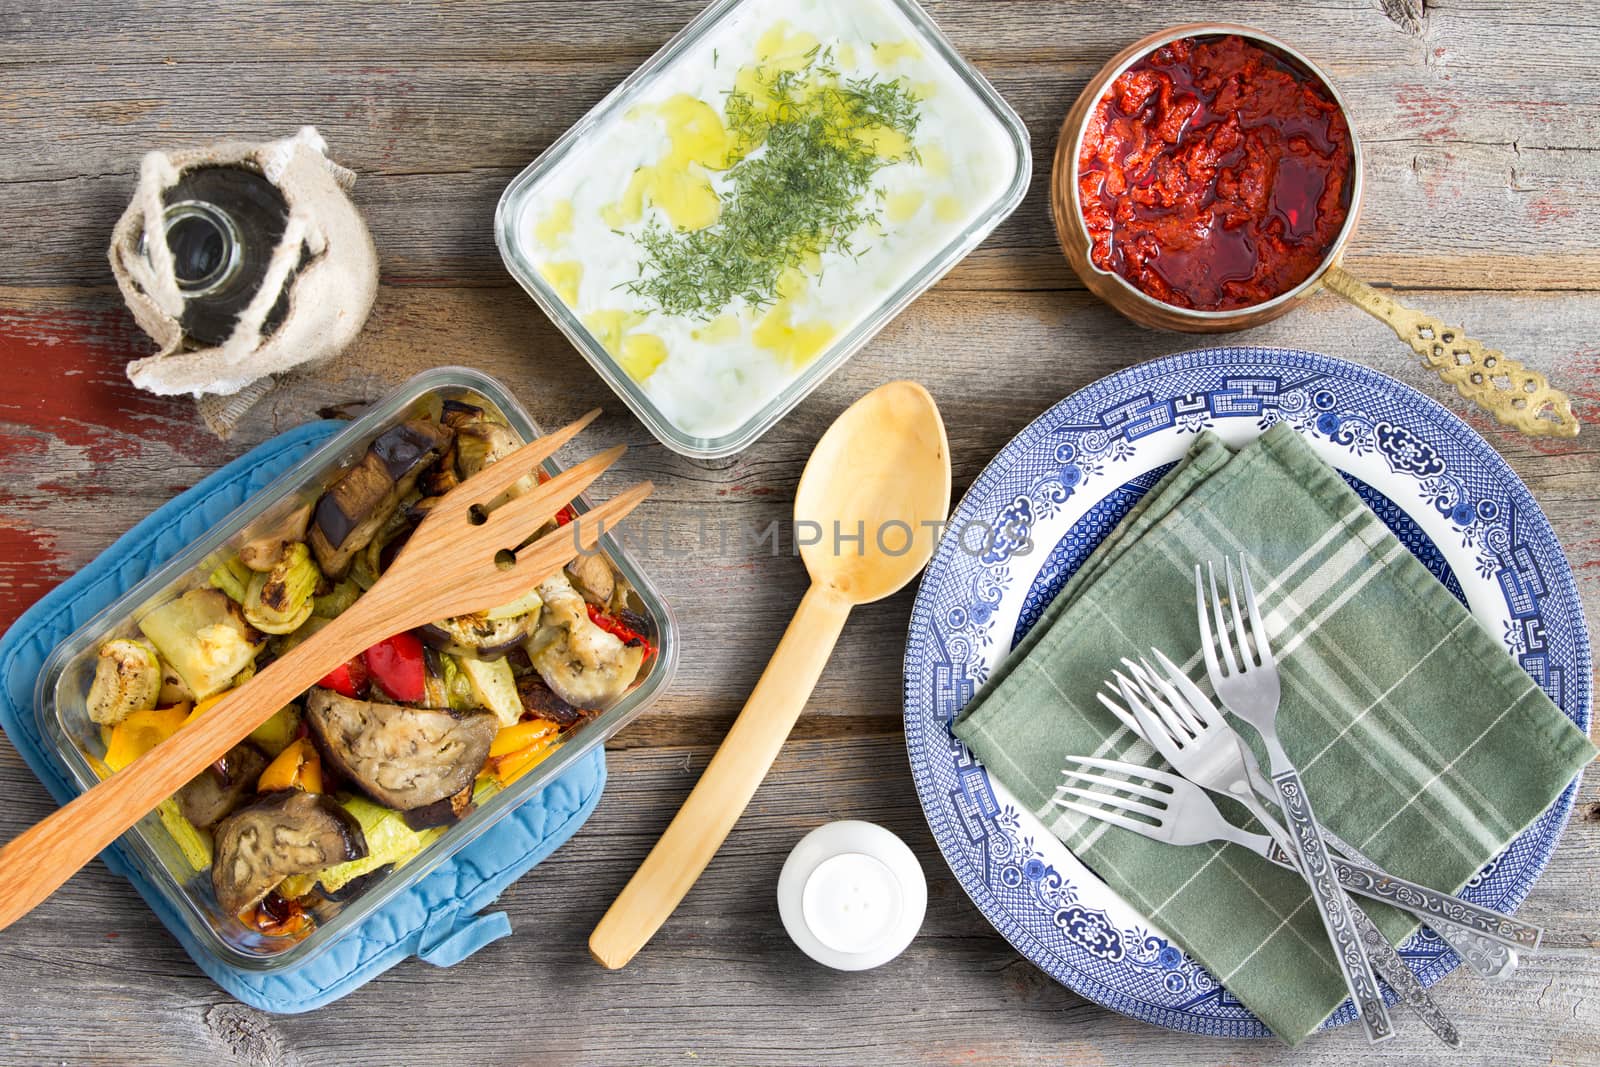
953;423;1595;1044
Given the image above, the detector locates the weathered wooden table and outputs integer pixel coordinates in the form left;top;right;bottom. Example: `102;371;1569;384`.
2;2;1596;1064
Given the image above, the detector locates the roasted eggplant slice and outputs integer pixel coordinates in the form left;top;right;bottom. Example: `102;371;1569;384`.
515;672;584;727
418;612;538;659
178;743;269;829
402;785;476;831
308;419;452;578
305;688;496;811
212;791;367;916
419;439;461;496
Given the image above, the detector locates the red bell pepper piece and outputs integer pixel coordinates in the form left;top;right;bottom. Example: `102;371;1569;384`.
318;655;369;698
363;631;426;703
585;603;654;661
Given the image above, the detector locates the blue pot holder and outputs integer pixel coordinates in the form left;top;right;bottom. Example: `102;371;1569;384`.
0;420;607;1013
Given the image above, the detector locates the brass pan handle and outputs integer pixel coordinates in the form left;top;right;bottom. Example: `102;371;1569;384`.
1321;265;1578;438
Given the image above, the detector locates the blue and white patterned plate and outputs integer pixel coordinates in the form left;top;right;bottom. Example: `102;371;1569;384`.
902;347;1591;1038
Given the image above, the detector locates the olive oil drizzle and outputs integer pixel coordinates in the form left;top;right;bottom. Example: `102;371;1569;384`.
625;48;922;319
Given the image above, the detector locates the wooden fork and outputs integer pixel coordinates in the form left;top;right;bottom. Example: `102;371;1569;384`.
0;409;651;931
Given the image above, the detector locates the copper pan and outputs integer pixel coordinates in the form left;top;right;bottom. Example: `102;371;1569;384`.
1050;23;1577;438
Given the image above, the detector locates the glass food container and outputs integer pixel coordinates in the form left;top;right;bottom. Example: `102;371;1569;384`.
495;0;1031;459
34;367;678;971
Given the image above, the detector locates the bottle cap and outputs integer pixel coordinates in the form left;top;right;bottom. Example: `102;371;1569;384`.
777;820;926;970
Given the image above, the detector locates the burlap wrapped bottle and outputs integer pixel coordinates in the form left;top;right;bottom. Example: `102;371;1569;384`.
108;127;378;436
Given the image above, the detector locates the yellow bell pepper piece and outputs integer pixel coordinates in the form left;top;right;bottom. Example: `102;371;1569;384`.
103;703;192;773
191;689;232;717
489;718;558;758
493;736;560;786
257;737;322;794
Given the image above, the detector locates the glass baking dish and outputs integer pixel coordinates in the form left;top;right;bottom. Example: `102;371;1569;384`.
495;0;1030;459
33;366;678;971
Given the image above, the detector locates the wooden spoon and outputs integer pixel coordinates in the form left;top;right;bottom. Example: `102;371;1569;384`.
589;380;951;969
0;411;653;932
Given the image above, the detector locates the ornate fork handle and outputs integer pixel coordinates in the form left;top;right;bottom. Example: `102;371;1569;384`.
1306;821;1518;980
1434;919;1518;981
1274;770;1394;1043
1348;900;1461;1048
1265;841;1542;951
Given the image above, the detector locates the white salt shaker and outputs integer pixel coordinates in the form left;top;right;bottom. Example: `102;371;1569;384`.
777;820;926;970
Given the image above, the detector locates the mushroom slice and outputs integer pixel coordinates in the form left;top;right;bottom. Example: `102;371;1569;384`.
452;420;520;479
238;502;313;572
178;742;269;829
212;791;367;916
87;639;162;726
305;688;497;811
565;553;615;607
528;575;644;709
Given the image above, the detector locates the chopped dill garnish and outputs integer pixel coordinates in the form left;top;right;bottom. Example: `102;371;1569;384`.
625;51;921;319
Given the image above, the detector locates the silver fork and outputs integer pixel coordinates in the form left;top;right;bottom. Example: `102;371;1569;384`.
1195;558;1392;1045
1132;654;1539;966
1145;659;1529;979
1099;666;1457;1047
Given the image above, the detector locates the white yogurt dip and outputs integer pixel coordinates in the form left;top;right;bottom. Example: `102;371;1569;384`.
516;0;1021;446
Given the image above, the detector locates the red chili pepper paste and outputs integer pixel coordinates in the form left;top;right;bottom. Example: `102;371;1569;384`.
1077;35;1354;311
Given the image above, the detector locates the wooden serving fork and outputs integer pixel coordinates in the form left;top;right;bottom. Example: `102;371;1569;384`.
0;409;651;932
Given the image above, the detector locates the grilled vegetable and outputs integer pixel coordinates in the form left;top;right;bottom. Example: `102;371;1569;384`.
212;791;367;915
157;660;196;706
138;588;264;701
103;703;192;772
312;578;360;620
87;638;162;726
363;632;427;703
488;719;562;786
158;798;213;872
453;419;520;479
238;502;313;572
565;553;615;607
318;654;370;699
243;542;321;635
270;615;330;658
208;556;254;604
419;602;540;659
305;688;497;810
246;704;302;758
402;785;475;831
178;743;269;828
256;737;323;793
312;795;443;895
423;647;476;712
446;404;534;509
308;419;453;578
515;672;583;726
528;576;644;708
457;653;522;727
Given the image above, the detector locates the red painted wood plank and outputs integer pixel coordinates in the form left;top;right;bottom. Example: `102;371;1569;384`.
0;301;224;629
